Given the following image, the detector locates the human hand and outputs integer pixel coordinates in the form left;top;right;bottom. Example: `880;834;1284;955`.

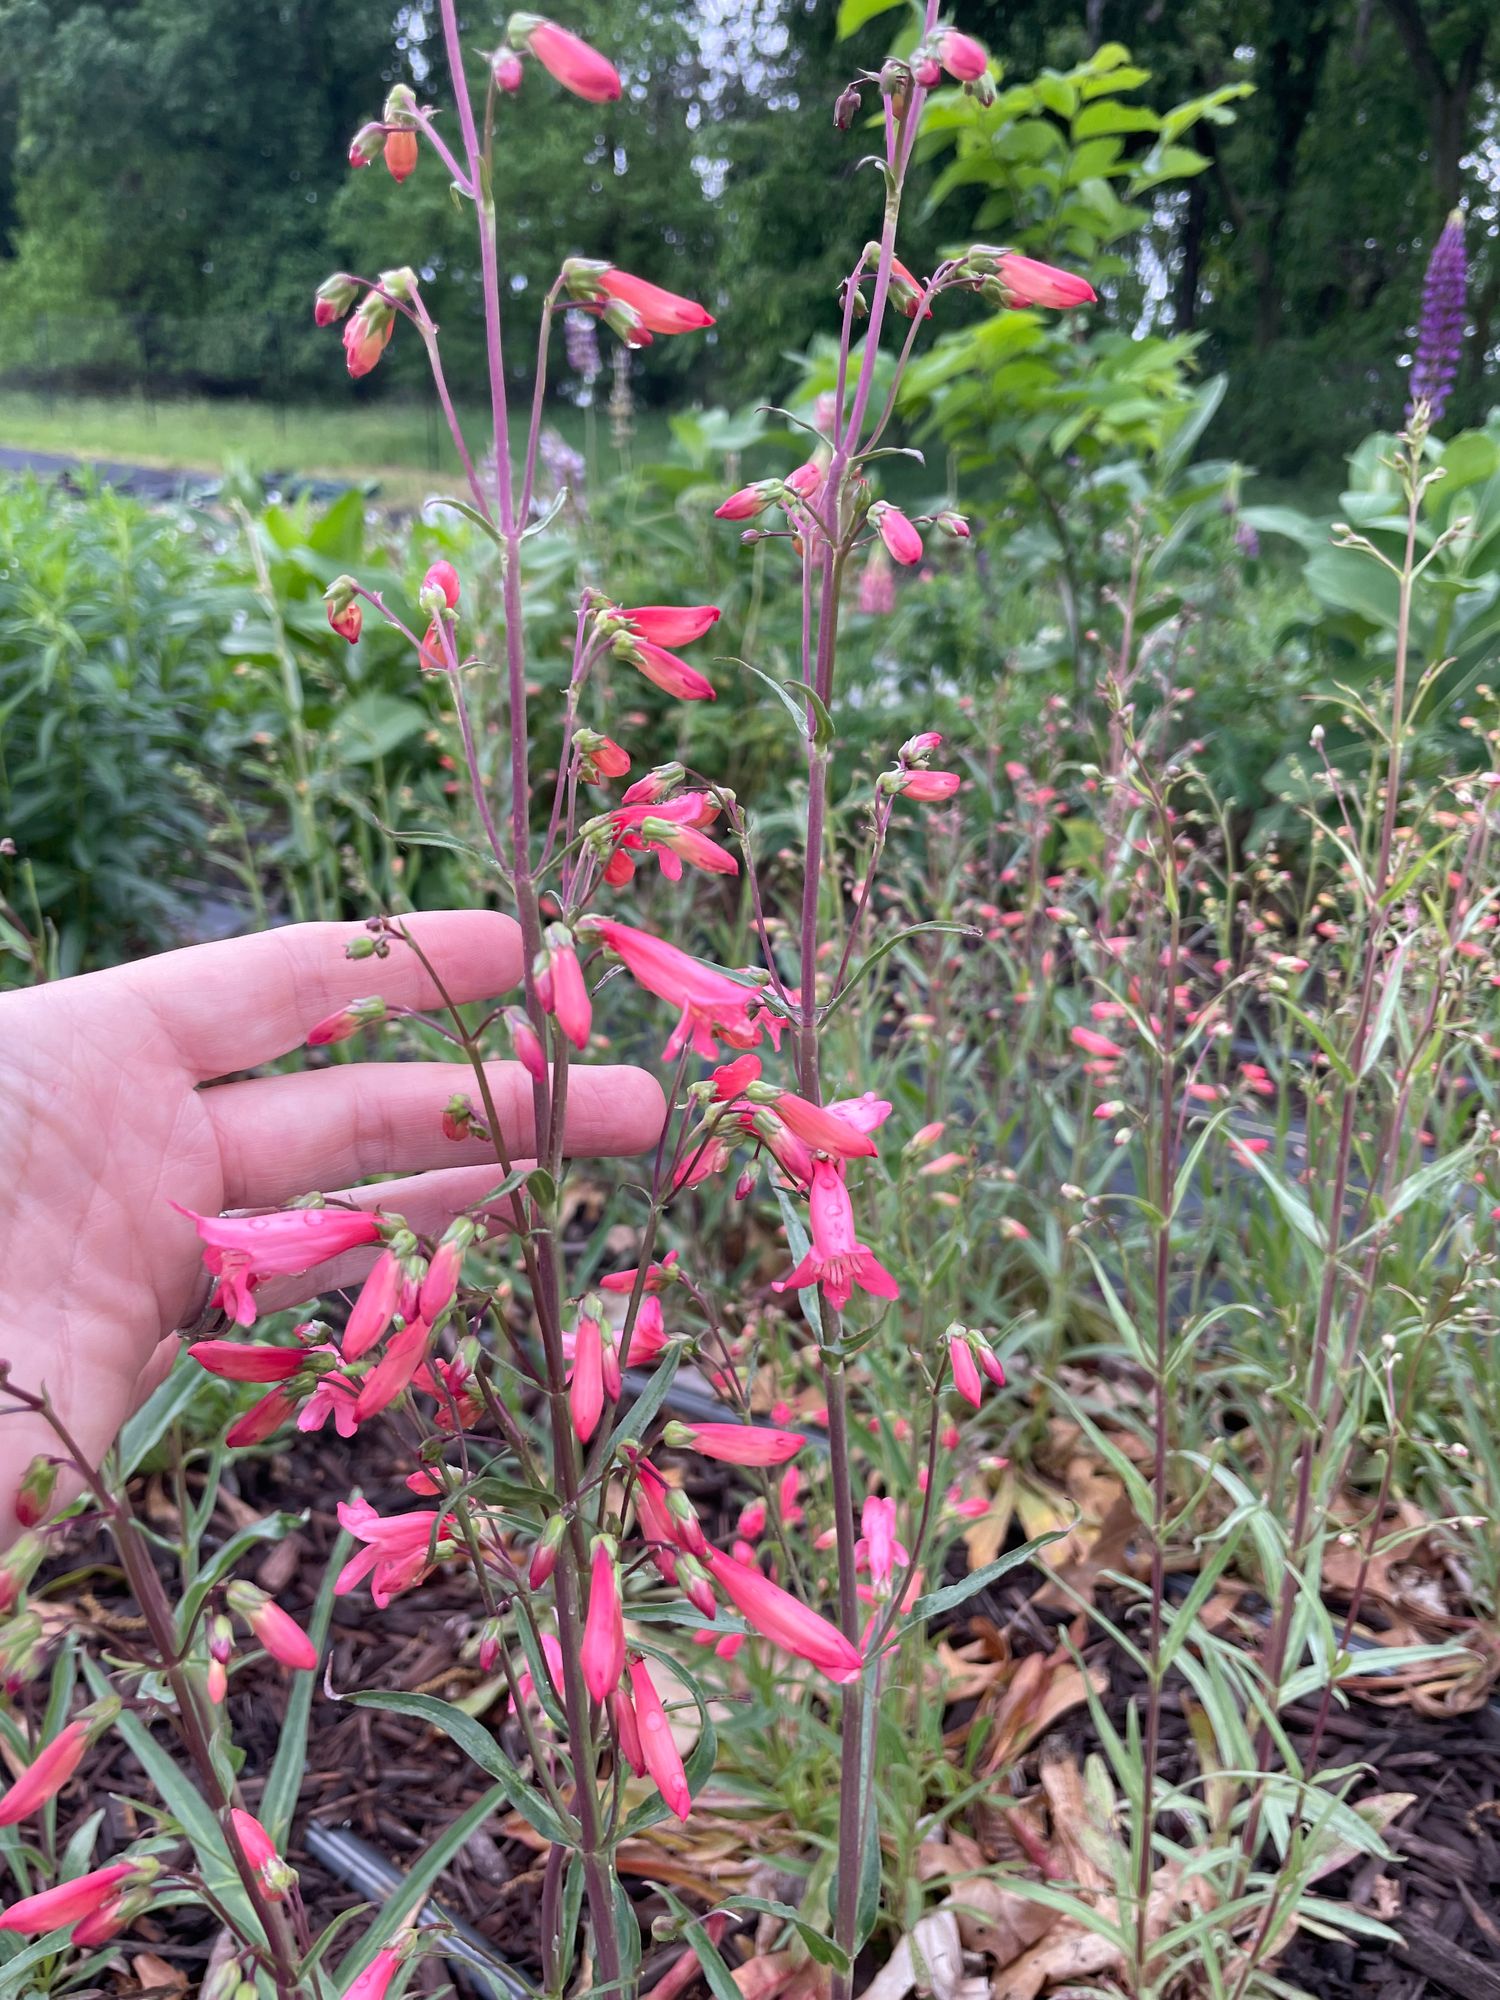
0;911;664;1541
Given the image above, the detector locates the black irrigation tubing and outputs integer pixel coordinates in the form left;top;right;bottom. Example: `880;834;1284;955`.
304;1821;530;2000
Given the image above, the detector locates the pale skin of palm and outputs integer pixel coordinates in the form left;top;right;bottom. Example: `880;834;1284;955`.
0;910;665;1544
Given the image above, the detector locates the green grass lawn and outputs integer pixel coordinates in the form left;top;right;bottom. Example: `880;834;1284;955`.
0;390;674;505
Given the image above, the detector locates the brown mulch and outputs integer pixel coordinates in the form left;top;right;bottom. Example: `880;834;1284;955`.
16;1420;1500;2000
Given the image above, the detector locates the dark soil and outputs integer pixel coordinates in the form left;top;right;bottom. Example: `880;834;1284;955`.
21;1422;1500;2000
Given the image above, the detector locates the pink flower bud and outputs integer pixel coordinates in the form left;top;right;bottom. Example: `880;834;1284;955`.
595;267;712;334
341;1248;403;1360
501;1006;546;1081
516;16;622;102
492;47;524;91
575;730;632;782
418;1221;474;1324
629;1656;691;1819
529;1515;566;1589
611;1682;647;1775
1071;1026;1126;1060
535;927;592;1050
947;1330;982;1408
13;1455;56;1530
934;28;988;81
581;1540;626;1700
230;1809;296;1901
477;1617;503;1673
343;304;394;378
348;123;384;167
189;1340;306;1383
899;769;961;803
676;1553;717;1620
869;501;923;566
663;1421;806;1467
703;1548;862;1683
442;1092;476;1141
712;1052;762;1100
307;994;387;1046
227;1584;319;1671
622;604;720;647
225;1386;298;1449
0;1708;111;1825
314;274;359;326
423;559;461;606
992;252;1097;310
714;479;781;521
0;1861;143;1936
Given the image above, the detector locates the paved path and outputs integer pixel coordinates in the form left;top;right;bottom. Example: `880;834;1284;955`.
0;444;352;501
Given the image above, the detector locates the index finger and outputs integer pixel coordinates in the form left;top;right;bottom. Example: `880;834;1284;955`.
115;911;524;1079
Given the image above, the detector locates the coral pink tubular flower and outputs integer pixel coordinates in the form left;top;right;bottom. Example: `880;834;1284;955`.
871;503;924;566
237;1593;318;1671
610;1683;646;1776
772;1158;899;1312
860;1495;904;1593
171;1203;381;1329
635;817;738;878
341;1248;404;1360
345;1947;407;2000
901;770;961;802
624;605;720;647
570;1312;606;1442
502;1006;547;1081
188;1340;306;1384
1071;1025;1126;1060
977;1341;1006;1388
418;1238;464;1325
773;1091;880;1160
0;1718;89;1825
934;28;989;80
0;1862;136;1935
703;1548;862;1684
629;640;716;702
423;559;461;606
336;1499;452;1608
600;1251;678;1295
996;252;1097;309
298;1370;360;1438
327;600;362;643
536;935;592;1049
620;1292;670;1367
581;1543;626;1701
597;267;713;333
948;1334;982;1408
633;1476;681;1584
512;1632;565;1712
585;918;776;1063
523;18;621;102
664;1422;806;1467
352;1318;432;1422
629;1657;692;1820
742;1109;816;1190
225;1386;297;1449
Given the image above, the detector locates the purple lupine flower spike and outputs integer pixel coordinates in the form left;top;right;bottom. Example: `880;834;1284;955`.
1408;209;1467;425
564;308;602;384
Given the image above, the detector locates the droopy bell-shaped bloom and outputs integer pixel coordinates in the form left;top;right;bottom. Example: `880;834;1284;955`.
934;28;988;80
994;252;1096;310
423;559;461;607
662;1421;806;1467
327;598;363;643
583;917;780;1063
773;1158;899;1313
0;1861;141;1936
227;1583;318;1670
703;1548;862;1684
576;729;631;782
581;1540;626;1700
336;1499;455;1609
352;1317;432;1422
596;267;713;334
513;15;621;101
629;1656;692;1820
826;1090;893;1135
383;128;418;182
622;605;720;647
607;793;738;881
535;926;592;1050
869;502;923;567
344;305;394;378
171;1202;381;1328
